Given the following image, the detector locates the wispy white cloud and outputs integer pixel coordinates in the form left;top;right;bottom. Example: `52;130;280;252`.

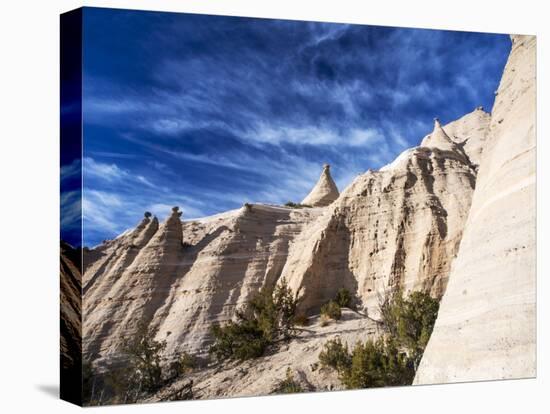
244;123;384;148
61;159;81;182
61;190;81;229
84;157;156;188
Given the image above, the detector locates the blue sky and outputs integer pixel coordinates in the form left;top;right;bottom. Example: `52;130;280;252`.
78;7;510;246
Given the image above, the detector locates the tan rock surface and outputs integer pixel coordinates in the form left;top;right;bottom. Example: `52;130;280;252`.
80;36;535;395
83;111;486;373
414;35;536;384
431;107;492;167
282;121;477;317
301;164;340;207
83;204;325;364
60;242;82;403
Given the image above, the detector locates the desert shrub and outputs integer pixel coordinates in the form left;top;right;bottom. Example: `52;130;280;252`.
209;321;267;361
284;202;312;209
319;337;351;372
294;314;309;326
169;352;197;378
209;279;301;361
321;300;342;320
104;365;135;404
84;324;198;405
273;368;304;394
341;338;414;389
122;322;167;393
318;289;440;389
319;337;414;389
379;290;439;367
335;288;352;308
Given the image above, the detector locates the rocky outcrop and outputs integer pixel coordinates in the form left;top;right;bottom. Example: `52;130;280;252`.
83;204;325;364
282;119;478;317
81;36;535;395
414;35;536;384
60;241;82;404
83;107;488;366
428;107;491;167
301;164;340;207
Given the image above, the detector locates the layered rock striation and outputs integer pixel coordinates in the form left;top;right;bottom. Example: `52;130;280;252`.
301;164;340;207
282;118;480;317
414;35;536;384
81;36;535;392
83;110;489;365
60;242;82;403
83;204;325;363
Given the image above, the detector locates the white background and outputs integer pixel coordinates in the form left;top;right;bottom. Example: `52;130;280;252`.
0;0;547;412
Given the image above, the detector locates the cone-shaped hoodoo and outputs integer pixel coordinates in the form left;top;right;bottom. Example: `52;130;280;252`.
421;117;457;152
301;164;339;207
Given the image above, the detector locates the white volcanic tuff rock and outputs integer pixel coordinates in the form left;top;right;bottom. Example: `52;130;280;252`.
415;35;536;384
421;109;491;167
83;214;159;296
301;164;340;207
421;118;462;153
84;207;183;360
60;242;82;370
437;107;491;166
83;204;325;361
281;122;478;317
83;111;487;365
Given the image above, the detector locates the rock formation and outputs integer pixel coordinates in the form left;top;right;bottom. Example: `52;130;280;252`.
78;35;535;397
282;118;478;317
301;164;340;207
60;241;82;403
414;35;536;384
82;110;488;367
83;204;325;364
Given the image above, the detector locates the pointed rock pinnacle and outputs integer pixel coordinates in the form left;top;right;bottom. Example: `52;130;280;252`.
301;164;340;207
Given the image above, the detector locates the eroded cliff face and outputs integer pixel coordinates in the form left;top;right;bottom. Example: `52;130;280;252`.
81;37;535;391
83;204;325;363
414;35;536;384
60;242;82;403
282;116;485;317
82;107;489;367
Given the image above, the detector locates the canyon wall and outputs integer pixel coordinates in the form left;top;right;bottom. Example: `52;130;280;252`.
82;108;490;365
415;35;536;384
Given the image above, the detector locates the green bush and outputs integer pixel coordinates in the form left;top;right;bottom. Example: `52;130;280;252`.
335;288;352;308
341;338;414;388
84;323;197;405
319;337;351;372
122;322;167;393
209;321;267;361
321;300;342;320
284;202;312;209
273;367;304;394
318;290;439;389
209;278;301;361
169;352;197;377
379;290;439;368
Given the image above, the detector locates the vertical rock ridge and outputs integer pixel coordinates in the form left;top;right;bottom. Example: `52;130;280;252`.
414;34;536;384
